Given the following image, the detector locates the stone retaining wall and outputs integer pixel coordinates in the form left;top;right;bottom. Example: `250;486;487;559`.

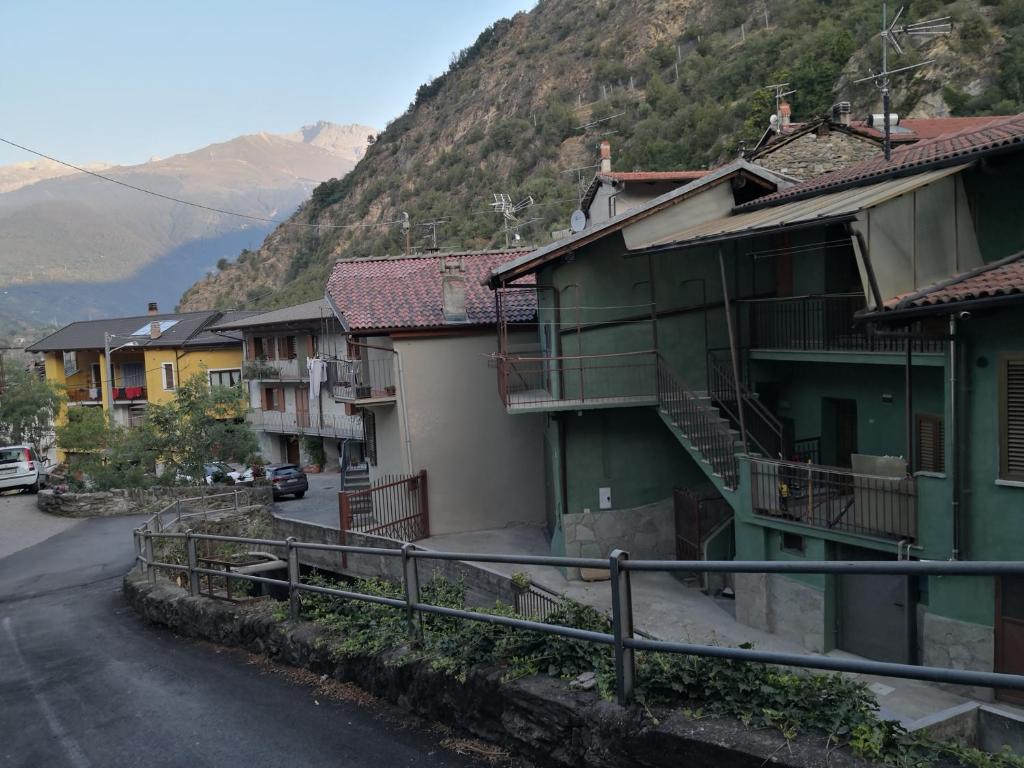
38;484;272;518
123;574;880;768
563;498;674;578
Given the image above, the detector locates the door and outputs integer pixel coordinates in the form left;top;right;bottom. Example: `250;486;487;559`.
296;385;310;429
996;575;1024;704
285;437;300;465
836;544;910;663
824;398;858;467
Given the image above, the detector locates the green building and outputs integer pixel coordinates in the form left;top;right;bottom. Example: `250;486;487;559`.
488;116;1024;703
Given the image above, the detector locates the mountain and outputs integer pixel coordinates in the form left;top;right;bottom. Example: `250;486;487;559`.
0;159;112;194
180;0;1024;312
0;122;373;329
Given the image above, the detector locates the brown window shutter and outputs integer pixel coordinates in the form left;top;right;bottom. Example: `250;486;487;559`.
307;334;316;357
1003;357;1024;480
246;335;256;361
276;386;285;412
915;413;944;473
285;335;297;359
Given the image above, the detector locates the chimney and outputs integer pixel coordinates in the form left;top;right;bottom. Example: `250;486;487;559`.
779;100;792;128
150;321;162;340
147;302;159;315
831;101;852;126
599;140;612;173
440;256;467;324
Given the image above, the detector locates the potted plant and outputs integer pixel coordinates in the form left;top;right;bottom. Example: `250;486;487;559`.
302;437;326;473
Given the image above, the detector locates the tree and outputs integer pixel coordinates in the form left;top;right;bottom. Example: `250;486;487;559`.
0;368;64;457
143;372;258;483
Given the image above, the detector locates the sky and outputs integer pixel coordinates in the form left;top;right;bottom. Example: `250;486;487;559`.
0;1;537;167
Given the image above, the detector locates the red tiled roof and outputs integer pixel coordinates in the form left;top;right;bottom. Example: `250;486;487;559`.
326;250;534;331
880;252;1024;313
742;114;1024;210
894;116;1008;140
599;171;708;183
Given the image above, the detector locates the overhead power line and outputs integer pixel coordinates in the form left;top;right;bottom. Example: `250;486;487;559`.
0;137;405;231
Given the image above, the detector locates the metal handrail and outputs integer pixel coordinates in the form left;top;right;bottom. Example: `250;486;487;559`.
132;529;1024;707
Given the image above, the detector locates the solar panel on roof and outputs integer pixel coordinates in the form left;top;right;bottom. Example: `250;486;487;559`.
131;320;178;336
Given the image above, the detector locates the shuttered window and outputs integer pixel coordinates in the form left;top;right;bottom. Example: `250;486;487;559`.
283;335;297;359
1001;356;1024;481
916;414;945;473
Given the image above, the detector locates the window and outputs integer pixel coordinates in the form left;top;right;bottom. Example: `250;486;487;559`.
209;369;241;388
262;387;284;412
916;413;945;473
283;335;297;359
161;363;175;391
608;195;617;219
121;362;146;388
1000;355;1024;481
781;532;805;554
90;363;101;388
63;351;78;377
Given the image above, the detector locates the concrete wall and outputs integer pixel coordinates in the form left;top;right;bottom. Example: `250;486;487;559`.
734;572;826;653
392;331;546;535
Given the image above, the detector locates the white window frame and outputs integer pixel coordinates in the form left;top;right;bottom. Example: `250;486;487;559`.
63;351;78;377
161;362;176;392
208;368;242;388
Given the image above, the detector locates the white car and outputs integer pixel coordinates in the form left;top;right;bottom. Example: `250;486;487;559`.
204;462;253;486
0;445;41;494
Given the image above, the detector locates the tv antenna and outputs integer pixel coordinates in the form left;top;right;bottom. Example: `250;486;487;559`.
854;3;952;160
764;82;796;134
490;193;534;248
420;218;448;251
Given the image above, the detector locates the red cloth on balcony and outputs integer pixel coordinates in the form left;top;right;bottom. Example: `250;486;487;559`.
125;386;144;399
113;388;125;399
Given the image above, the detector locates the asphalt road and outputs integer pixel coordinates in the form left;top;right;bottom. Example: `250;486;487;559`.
0;493;483;768
272;471;343;528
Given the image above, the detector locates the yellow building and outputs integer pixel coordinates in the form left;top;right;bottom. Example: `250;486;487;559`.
27;304;253;460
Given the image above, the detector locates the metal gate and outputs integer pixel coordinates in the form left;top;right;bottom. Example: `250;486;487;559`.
997;575;1024;705
836;545;909;664
673;488;702;561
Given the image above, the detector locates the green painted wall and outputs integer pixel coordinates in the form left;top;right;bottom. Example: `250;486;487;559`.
561;407;706;515
964;154;1024;263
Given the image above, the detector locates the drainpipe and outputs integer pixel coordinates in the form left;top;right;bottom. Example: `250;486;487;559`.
718;248;748;450
949;314;960;561
395;346;414;474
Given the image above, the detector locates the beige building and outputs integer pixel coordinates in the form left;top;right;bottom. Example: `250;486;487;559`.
325;249;547;535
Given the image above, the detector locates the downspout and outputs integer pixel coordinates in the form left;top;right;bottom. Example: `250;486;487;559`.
718;248;748;450
949;315;960;560
396;346;414;474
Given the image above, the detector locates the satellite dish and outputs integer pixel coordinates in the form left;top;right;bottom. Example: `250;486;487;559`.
569;209;587;234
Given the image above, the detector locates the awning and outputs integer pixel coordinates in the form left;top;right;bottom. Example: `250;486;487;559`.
622;164;969;253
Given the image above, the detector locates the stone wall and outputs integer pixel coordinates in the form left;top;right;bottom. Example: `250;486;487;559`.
735;573;825;653
563;497;674;566
921;610;995;702
271;515;517;609
38;484;272;518
123;574;880;768
753;130;880;180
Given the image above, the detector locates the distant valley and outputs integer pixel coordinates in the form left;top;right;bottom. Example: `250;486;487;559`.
0;121;372;335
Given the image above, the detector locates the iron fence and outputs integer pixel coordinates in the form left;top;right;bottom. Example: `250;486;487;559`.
496;350;658;410
131;526;1024;707
750;458;917;541
743;294;945;354
513;580;563;620
339;470;429;543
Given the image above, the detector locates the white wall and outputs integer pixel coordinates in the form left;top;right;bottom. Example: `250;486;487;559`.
393;331;546;534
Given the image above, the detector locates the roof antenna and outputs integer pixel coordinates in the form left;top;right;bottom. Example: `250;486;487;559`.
490;193;533;249
854;3;951;161
764;82;796;133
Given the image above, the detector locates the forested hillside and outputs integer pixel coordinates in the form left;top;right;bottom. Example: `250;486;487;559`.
181;0;1024;311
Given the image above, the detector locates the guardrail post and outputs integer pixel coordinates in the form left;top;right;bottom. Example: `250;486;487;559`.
176;498;182;523
134;529;144;575
144;532;155;584
234;489;240;512
287;537;300;622
401;543;421;644
185;530;200;596
609;548;635;707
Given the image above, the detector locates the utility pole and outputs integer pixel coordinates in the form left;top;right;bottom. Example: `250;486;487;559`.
402;212;411;256
855;3;951;161
104;333;137;424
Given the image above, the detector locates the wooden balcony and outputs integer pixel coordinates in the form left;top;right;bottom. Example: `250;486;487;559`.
750;458;916;542
497;350;659;413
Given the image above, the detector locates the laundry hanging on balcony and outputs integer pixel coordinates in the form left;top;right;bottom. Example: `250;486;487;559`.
307;357;327;402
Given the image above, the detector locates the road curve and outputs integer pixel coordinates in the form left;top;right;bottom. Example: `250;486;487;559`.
0;511;482;768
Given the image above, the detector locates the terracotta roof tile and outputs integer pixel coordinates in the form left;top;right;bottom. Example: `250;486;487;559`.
881;252;1024;312
326;250;534;331
743;114;1024;210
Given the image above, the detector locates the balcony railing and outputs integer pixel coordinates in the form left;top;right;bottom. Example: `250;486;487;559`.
744;294;944;354
497;350;658;411
750;458;916;542
247;410;363;440
243;358;304;381
332;357;396;403
66;386;148;403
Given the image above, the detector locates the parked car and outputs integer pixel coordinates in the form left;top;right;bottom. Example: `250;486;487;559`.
0;445;41;494
266;464;308;500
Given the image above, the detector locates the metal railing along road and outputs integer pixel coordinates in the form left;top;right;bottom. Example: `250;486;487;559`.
140;489;265;533
130;527;1024;706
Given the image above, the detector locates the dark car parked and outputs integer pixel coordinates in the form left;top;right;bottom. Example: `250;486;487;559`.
266;464;308;500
